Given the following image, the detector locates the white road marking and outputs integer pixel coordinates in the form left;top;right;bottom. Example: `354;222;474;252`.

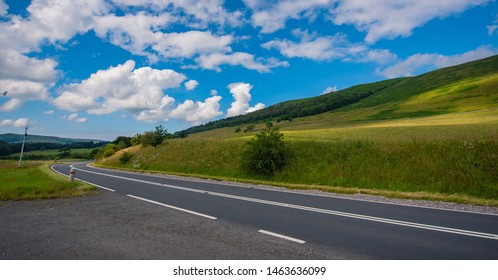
126;194;217;220
84;163;498;217
51;165;115;192
69;165;498;241
258;230;306;244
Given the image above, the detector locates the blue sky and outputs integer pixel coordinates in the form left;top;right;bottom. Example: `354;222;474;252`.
1;0;497;140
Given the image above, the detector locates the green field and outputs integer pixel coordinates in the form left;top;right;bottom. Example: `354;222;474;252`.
12;148;95;157
99;116;498;205
0;160;97;200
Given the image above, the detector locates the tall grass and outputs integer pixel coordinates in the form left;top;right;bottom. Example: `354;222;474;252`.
100;136;498;201
0;161;96;200
275;139;497;199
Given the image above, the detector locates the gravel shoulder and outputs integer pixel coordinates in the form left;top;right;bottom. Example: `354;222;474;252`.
0;191;365;260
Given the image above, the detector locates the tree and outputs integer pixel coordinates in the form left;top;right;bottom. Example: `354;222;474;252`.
131;133;142;146
242;122;287;176
58;146;71;158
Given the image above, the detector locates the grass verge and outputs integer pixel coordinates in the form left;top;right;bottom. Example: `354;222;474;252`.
97;136;498;207
0;160;98;201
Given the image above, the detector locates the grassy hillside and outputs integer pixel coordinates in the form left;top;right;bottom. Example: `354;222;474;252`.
181;55;498;135
98;56;498;205
0;133;104;144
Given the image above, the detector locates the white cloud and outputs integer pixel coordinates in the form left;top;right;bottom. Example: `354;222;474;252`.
184;80;199;91
54;60;187;114
210;89;218;96
153;31;233;58
262;29;397;64
488;25;498;36
0;0;8;16
109;0;242;28
378;46;498;78
45;110;55;115
245;0;332;33
0;118;30;128
63;113;88;123
195;52;289;73
0;0;109;52
226;82;265;117
67;113;78;121
321;86;338;95
0;98;23;112
0;79;53;112
170;96;223;124
329;0;490;43
92;12;172;62
0;50;58;83
54;60;224;125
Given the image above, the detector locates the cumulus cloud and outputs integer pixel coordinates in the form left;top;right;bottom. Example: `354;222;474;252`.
184;80;199;91
54;60;223;125
195;52;289;73
226;82;265;117
244;0;332;33
54;60;187;114
0;0;8;16
0;50;59;83
0;0;109;52
0;118;30;128
378;46;498;78
329;0;489;43
262;29;396;64
0;0;103;111
110;0;242;28
0;79;53;112
63;113;88;123
170;96;223;124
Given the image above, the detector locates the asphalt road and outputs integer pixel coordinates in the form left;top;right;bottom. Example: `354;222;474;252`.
19;163;498;259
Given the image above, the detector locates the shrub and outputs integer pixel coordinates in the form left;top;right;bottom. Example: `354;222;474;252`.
243;122;287;176
244;125;255;132
119;152;133;164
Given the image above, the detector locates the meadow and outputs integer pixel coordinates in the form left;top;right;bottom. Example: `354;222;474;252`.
0;160;97;200
99;111;498;206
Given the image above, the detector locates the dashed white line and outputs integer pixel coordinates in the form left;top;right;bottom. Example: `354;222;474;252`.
258;230;306;244
126;194;217;220
63;164;498;241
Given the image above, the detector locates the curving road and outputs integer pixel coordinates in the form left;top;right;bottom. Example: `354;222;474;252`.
51;162;498;259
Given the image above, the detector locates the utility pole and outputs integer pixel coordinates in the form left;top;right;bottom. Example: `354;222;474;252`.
18;126;28;168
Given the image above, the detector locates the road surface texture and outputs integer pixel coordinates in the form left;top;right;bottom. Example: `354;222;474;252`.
1;162;497;259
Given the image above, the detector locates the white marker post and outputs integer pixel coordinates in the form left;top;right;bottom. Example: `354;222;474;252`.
69;168;75;182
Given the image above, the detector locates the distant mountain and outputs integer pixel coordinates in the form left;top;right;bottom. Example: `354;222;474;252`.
0;133;105;144
181;54;498;135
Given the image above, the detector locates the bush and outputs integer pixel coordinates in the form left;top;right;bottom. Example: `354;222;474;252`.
119;152;133;164
243;122;287;176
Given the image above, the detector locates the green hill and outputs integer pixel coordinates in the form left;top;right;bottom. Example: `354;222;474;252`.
182;54;498;136
0;133;104;144
98;55;498;205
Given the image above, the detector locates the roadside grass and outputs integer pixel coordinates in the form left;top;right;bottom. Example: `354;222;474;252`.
98;122;498;206
10;148;95;157
0;160;97;201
